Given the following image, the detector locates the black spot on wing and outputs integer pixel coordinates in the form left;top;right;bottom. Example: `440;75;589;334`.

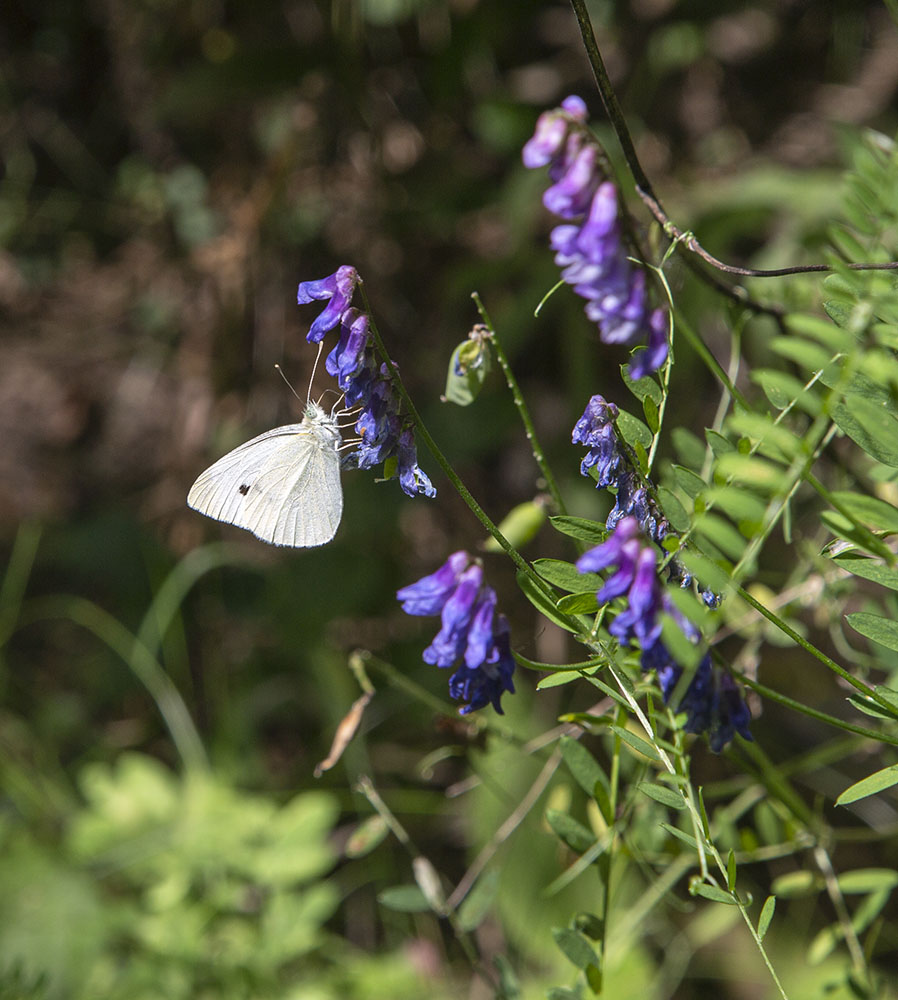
238;484;250;495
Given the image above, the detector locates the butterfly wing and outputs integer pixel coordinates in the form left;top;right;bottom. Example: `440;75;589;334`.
187;421;343;547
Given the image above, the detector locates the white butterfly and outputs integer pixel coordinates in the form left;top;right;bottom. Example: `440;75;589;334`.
187;400;344;547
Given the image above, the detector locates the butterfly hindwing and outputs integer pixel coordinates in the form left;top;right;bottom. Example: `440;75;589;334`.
187;407;343;547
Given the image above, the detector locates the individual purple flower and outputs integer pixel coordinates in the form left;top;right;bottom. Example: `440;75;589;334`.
577;517;750;750
397;550;471;615
572;394;623;486
325;308;370;385
397;552;515;714
397;427;436;499
297;267;434;498
523;100;669;377
297;265;360;343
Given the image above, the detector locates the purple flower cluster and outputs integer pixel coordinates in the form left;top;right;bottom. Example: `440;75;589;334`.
397;552;516;715
572;394;721;608
297;267;435;498
577;517;751;751
523;97;668;379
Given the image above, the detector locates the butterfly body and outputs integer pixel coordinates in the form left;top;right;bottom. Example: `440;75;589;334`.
187;401;343;547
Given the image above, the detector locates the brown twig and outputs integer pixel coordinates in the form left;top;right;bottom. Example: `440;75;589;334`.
568;0;898;281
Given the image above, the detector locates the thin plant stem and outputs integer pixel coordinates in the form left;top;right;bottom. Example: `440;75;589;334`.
17;595;207;773
568;0;897;281
472;291;567;515
358;285;557;601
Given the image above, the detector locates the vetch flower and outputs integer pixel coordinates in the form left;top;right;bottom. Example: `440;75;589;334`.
577;517;750;750
296;267;434;498
297;265;360;343
523;99;669;377
397;552;516;714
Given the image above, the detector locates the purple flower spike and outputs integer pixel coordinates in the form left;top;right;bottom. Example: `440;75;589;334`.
397;554;515;714
577;518;750;750
297;265;360;343
523;99;669;377
296;266;435;498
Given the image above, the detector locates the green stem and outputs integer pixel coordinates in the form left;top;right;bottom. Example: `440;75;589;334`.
359;286;556;601
736;586;897;716
733;668;898;748
472;291;567;516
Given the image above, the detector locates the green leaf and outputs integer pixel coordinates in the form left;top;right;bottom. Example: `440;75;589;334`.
622;367;662;405
678;549;733;597
643;395;660;434
345;815;389;858
832;394;898;467
751;369;822;415
442;336;491;406
609;724;660;761
638;781;685;810
672;465;707;499
727;849;737;891
691;884;738;905
705;429;734;456
656;487;690;532
846;612;898;652
829;491;898;532
715;453;786;492
552;927;599;970
833;558;898;590
558;736;609;802
786;312;854;350
693;511;751;560
377;885;430;912
770;336;839;375
758;896;776;941
456;870;499;932
513;651;603;673
836;868;898;894
516;571;579;634
538;670;586;690
659;613;703;671
533;558;601;594
836;765;898;806
726;411;802;462
615;410;653;451
557;591;599;615
549;516;607;546
661;822;697;849
771;870;819;897
545;809;597;853
702;486;766;525
483;501;546;552
807;924;841;966
672;427;706;469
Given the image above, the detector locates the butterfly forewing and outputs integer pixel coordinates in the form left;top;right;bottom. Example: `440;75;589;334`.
187;405;343;547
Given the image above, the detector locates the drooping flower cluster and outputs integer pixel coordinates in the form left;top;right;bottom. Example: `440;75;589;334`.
397;552;516;715
297;266;435;498
577;517;751;751
523;96;668;379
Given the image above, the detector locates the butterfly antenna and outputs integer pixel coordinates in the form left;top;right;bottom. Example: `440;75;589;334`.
307;341;325;404
274;364;303;403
